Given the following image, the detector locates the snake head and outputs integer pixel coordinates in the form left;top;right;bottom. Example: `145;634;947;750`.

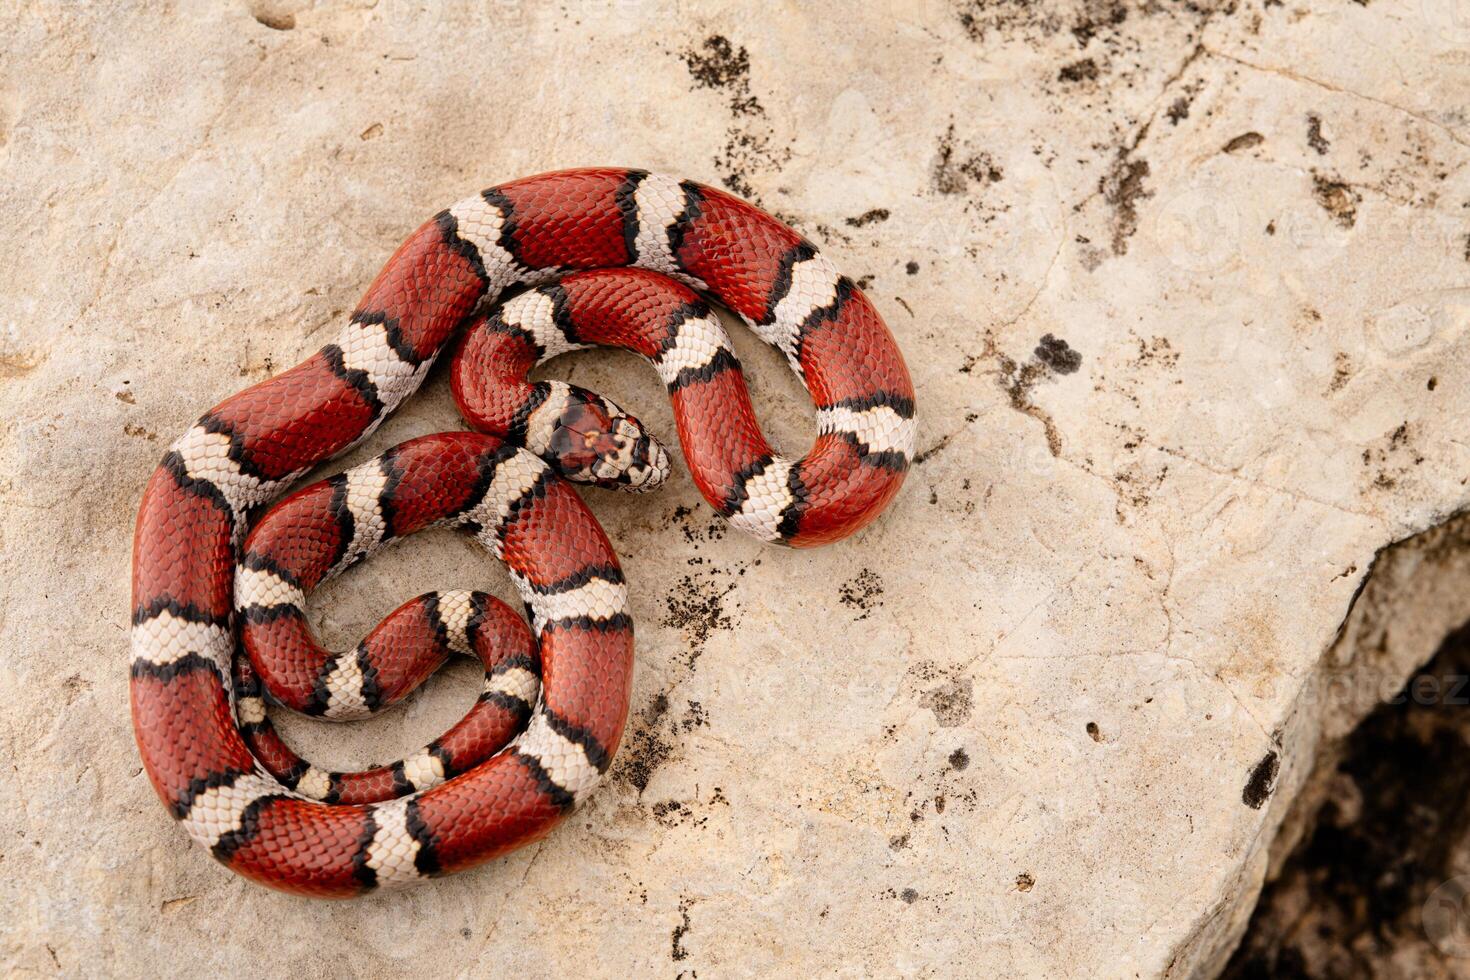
547;389;670;492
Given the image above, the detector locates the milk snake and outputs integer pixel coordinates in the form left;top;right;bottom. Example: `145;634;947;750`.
130;168;917;896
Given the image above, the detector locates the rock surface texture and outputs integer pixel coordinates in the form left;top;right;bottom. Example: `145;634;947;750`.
3;1;1470;976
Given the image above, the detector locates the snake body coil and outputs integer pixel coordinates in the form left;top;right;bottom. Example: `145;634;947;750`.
130;169;916;896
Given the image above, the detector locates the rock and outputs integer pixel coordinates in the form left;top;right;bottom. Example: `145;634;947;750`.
1225;605;1470;978
2;1;1469;976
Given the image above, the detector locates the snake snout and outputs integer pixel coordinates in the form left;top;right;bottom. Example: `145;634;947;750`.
619;422;671;493
590;413;671;492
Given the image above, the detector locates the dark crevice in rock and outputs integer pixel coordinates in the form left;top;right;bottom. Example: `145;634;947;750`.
1224;621;1470;978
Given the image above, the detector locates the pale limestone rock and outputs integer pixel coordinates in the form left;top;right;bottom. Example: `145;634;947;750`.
2;1;1469;976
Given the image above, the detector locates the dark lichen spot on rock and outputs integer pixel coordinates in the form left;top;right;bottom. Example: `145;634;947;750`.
845;208;890;228
839;569;884;620
1086;722;1102;742
679;35;787;200
889;833;910;850
1223;132;1265;154
653;799;705;830
712;128;791;202
906;260;920;275
1034;333;1082;374
1306;112;1330;155
1166;96;1191;125
1100;156;1152;255
1058;57;1100;83
948;747;971;771
616;695;709;793
1361;421;1423;491
900;887;920;904
671;505;729;547
614;692;673;793
1071;2;1128;47
954;0;1072;42
60;674;93;707
1015;872;1035;892
1312;174;1359;229
671;896;694;961
1131;335;1178;370
912;430;956;466
653;786;730;829
988;329;1087;453
682;35;750;100
1243;750;1280;809
923;677;974;728
1428;376;1438;391
663;572;739;667
932;123;1005;195
1328;351;1354;393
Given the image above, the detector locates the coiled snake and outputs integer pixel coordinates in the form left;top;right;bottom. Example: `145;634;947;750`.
130;169;916;896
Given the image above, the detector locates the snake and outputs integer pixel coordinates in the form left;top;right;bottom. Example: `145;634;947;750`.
130;168;917;896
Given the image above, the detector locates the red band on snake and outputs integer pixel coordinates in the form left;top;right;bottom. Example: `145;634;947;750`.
130;168;917;896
